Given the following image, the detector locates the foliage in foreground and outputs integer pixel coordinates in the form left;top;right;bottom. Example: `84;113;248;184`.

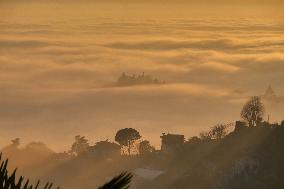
0;153;132;189
98;172;132;189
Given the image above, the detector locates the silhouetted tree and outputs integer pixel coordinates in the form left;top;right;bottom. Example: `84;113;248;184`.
199;123;230;140
89;140;121;158
241;96;264;127
70;135;89;155
138;140;154;155
115;128;141;155
187;136;201;144
199;131;212;141
210;124;230;140
11;138;20;148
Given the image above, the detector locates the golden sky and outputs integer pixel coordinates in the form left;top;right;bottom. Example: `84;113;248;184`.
0;1;284;151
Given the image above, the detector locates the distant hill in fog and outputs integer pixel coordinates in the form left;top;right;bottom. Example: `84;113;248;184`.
115;72;165;87
261;86;284;104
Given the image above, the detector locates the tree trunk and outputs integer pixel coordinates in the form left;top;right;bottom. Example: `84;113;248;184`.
128;141;131;155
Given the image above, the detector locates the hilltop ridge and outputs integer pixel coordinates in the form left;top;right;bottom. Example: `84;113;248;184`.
116;72;165;87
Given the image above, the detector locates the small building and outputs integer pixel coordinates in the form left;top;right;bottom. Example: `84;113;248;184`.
234;121;247;132
160;133;185;153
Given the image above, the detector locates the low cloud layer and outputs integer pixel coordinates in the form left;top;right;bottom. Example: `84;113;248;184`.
104;38;284;52
1;11;284;150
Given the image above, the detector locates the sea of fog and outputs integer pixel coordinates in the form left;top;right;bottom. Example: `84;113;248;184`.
1;3;284;151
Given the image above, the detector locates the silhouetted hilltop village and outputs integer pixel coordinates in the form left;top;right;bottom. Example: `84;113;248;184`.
1;95;284;189
262;85;283;103
116;72;165;87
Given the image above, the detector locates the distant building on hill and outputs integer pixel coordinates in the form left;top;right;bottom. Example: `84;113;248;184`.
160;133;185;153
262;85;279;103
116;72;165;87
234;121;248;132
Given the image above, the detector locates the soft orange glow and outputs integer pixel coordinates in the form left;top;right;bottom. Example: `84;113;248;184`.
0;1;284;151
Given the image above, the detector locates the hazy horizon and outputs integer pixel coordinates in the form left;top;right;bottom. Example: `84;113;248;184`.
1;1;284;151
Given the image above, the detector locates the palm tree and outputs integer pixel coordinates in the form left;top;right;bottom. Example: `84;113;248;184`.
0;153;132;189
98;172;132;189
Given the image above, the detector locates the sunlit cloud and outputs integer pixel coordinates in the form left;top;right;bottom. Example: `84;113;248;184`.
198;62;240;73
0;10;284;150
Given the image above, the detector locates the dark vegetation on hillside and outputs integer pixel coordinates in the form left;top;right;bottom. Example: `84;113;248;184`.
1;96;284;189
148;123;284;189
